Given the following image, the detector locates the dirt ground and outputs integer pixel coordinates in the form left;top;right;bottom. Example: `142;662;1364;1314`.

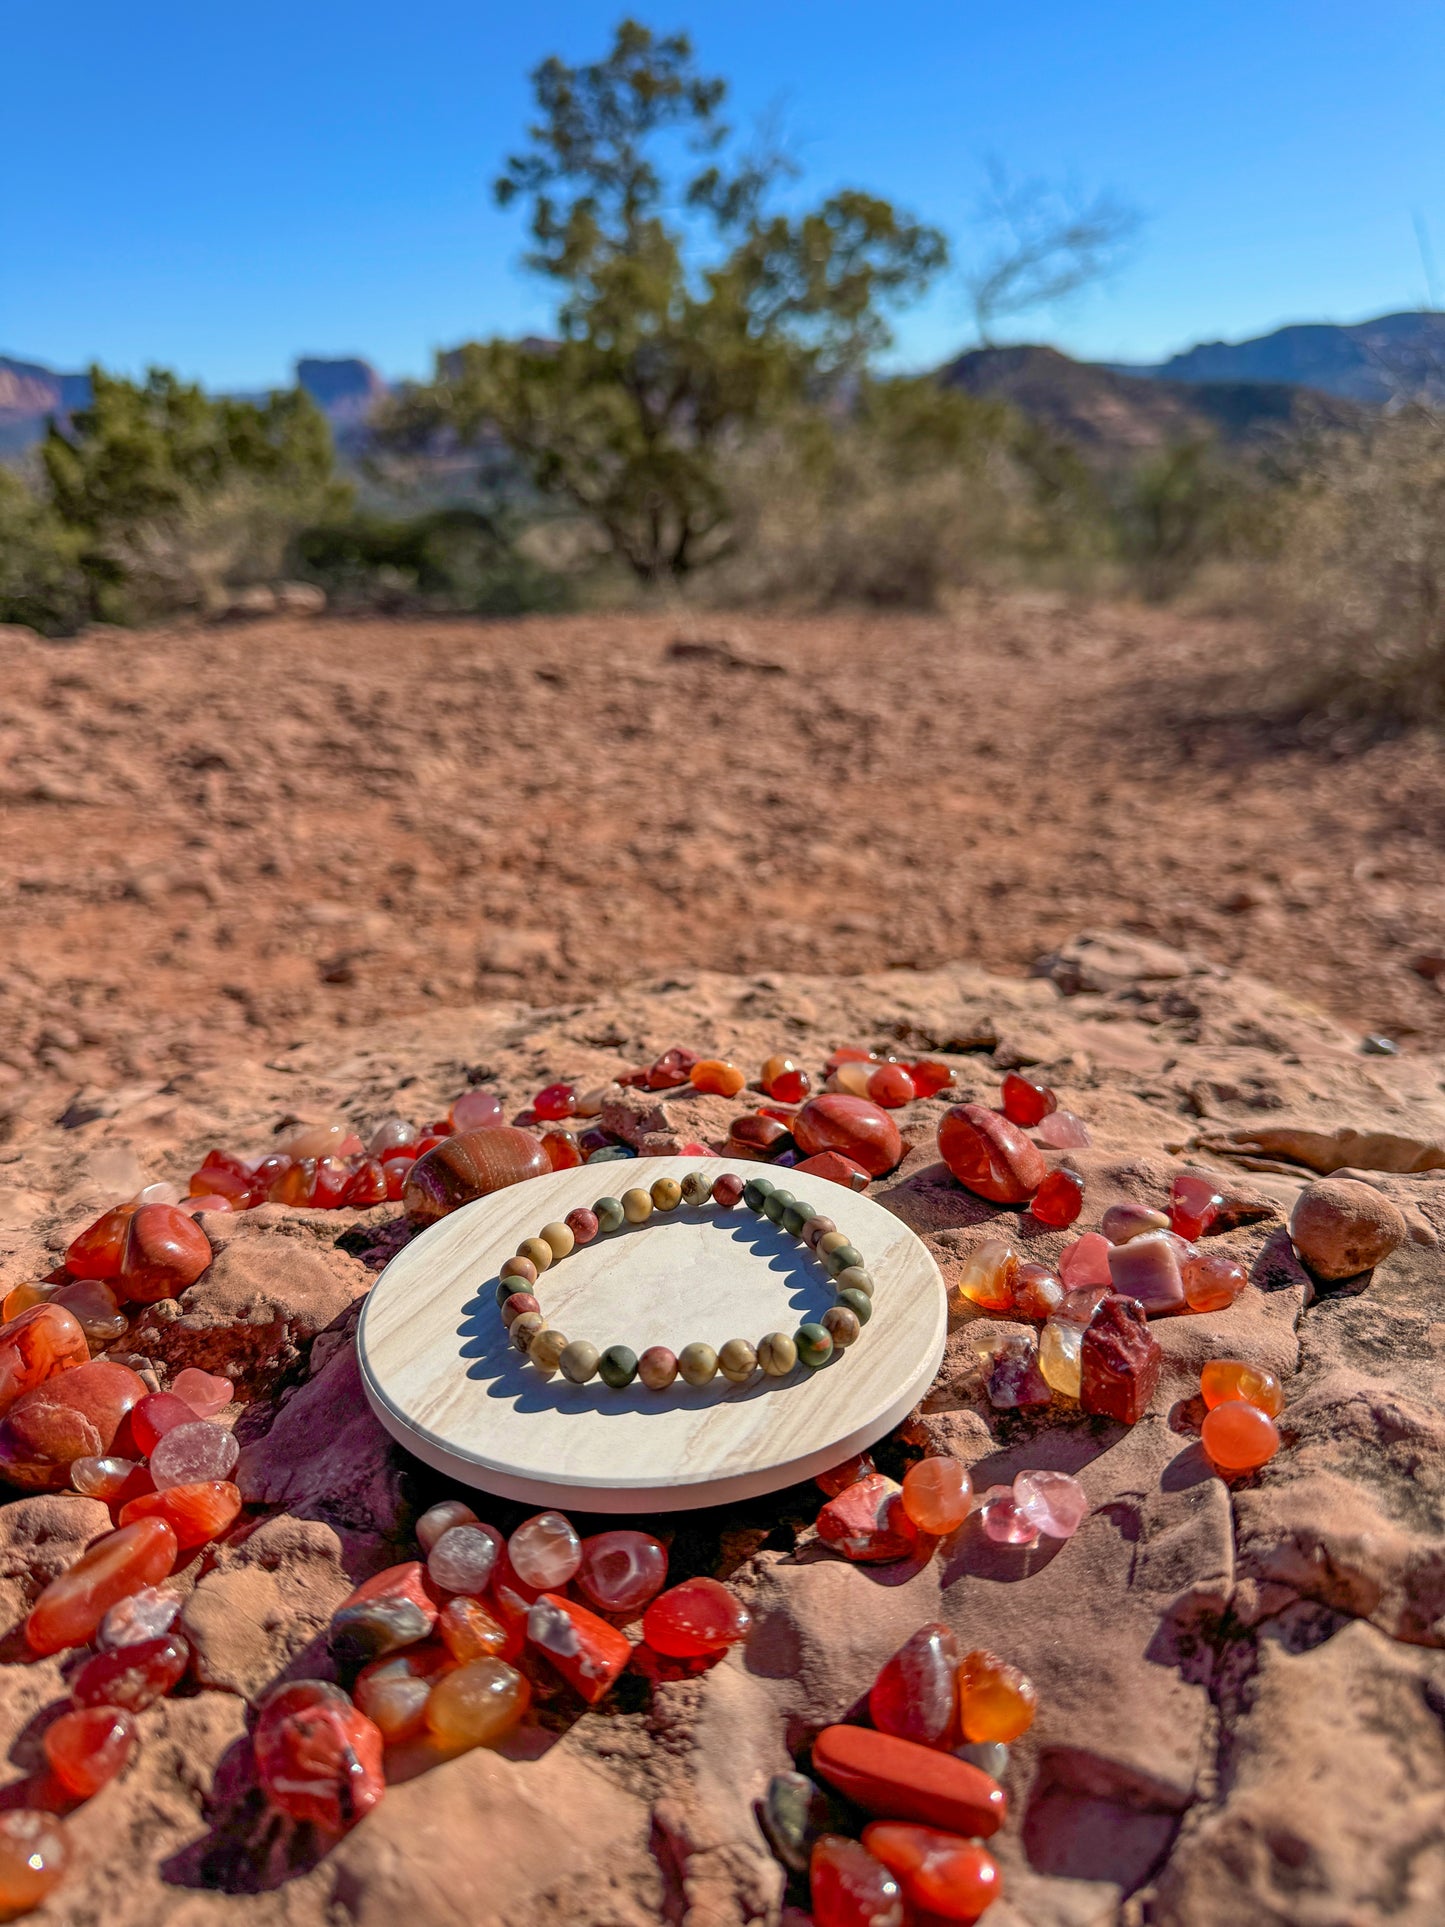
2;595;1442;1104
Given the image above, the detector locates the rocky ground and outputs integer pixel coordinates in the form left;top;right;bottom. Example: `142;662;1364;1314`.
0;927;1442;1925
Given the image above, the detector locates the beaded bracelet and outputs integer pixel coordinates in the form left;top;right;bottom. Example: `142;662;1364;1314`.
493;1171;875;1391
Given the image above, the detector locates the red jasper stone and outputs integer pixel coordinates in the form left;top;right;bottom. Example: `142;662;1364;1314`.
1080;1294;1163;1424
44;1705;138;1798
908;1060;955;1099
254;1680;385;1831
342;1158;389;1207
867;1064;916;1109
526;1592;632;1702
937;1104;1045;1204
817;1473;921;1563
65;1204;135;1281
810;1836;904;1927
811;1726;1007;1837
869;1623;959;1747
118;1204;211;1304
119;1480;242;1549
795;1151;871;1191
339;1561;440;1631
403;1128;551;1224
0;1304;89;1417
641;1577;750;1657
533;1082;576;1121
1031;1168;1085;1229
862;1823;1002;1922
27;1518;178;1654
128;1392;197;1456
815;1450;877;1496
1000;1073;1056;1128
0;1358;148;1490
70;1631;189;1710
794;1095;904;1177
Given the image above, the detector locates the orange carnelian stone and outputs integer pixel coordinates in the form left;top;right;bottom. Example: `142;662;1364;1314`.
1201;1400;1280;1472
1200;1358;1284;1417
27;1517;178;1654
866;1064;915;1109
0;1358;149;1490
862;1823;1002;1923
129;1392;197;1455
869;1623;958;1747
118;1204;211;1304
908;1060;954;1098
44;1704;138;1797
253;1680;385;1831
354;1643;454;1741
70;1631;189;1710
953;1240;1018;1313
65;1204;136;1281
690;1058;747;1097
760;1055;811;1103
540;1131;583;1171
810;1836;904;1927
438;1594;522;1664
341;1561;441;1629
901;1458;973;1536
526;1593;632;1702
0;1811;70;1916
957;1650;1037;1744
119;1480;242;1549
0;1304;89;1417
187;1150;255;1206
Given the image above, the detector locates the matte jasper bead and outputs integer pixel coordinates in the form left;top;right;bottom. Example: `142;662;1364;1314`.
599;1345;639;1387
528;1329;569;1375
718;1339;757;1383
637;1346;679;1390
593;1196;626;1232
680;1171;713;1207
403;1128;551;1224
810;1725;1007;1837
517;1237;554;1274
937;1104;1046;1204
499;1254;538;1285
539;1221;575;1260
711;1173;745;1208
621;1189;653;1224
821;1305;860;1348
1080;1294;1162;1423
793;1095;904;1177
501;1292;541;1328
795;1323;834;1369
560;1340;600;1384
651;1177;683;1211
757;1332;798;1375
565;1207;600;1245
677;1342;718;1385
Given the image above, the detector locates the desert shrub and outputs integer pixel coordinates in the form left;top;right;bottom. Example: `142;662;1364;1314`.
1268;409;1445;727
0;467;89;635
293;506;570;614
1112;439;1278;602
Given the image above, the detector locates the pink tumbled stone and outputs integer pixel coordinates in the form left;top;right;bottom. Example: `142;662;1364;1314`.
1012;1469;1088;1540
149;1420;239;1491
508;1511;582;1590
1058;1232;1113;1290
450;1088;504;1132
97;1585;182;1651
1099;1203;1171;1246
170;1368;233;1419
1107;1233;1186;1314
1036;1109;1091;1148
575;1531;668;1613
979;1486;1041;1547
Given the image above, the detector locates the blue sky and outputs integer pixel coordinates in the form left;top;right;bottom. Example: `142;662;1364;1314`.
5;1;1443;387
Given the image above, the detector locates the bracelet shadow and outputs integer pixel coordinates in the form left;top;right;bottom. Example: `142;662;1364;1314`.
456;1209;850;1413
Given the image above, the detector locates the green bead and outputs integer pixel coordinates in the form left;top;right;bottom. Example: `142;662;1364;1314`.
598;1345;639;1388
592;1196;625;1233
743;1177;775;1213
837;1286;873;1325
824;1243;864;1277
795;1322;835;1370
762;1189;795;1226
781;1199;816;1238
496;1277;532;1308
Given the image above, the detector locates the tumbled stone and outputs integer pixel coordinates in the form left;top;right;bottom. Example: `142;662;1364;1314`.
118;1203;212;1304
428;1523;503;1594
1011;1262;1064;1321
867;1064;916;1108
508;1512;582;1590
44;1704;138;1797
130;1391;197;1455
1030;1167;1085;1228
0;1811;71;1915
760;1769;833;1874
119;1480;242;1549
1201;1357;1284;1416
337;1561;439;1632
795;1151;871;1190
1000;1072;1055;1126
355;1645;453;1741
1013;1468;1088;1539
642;1576;751;1656
761;1054;811;1102
1289;1178;1407;1280
254;1679;386;1831
958;1649;1037;1743
978;1486;1040;1546
0;1303;89;1417
1080;1294;1162;1423
863;1822;1002;1924
438;1594;521;1664
953;1239;1017;1312
27;1517;178;1654
66;1203;136;1282
526;1592;632;1702
1038;1317;1083;1398
1107;1232;1186;1314
810;1836;904;1927
794;1094;904;1176
937;1104;1045;1203
815;1451;876;1496
1037;1108;1091;1148
403;1128;550;1224
0;1358;148;1490
1058;1232;1112;1289
811;1726;1006;1837
70;1630;190;1709
1169;1169;1225;1241
1182;1249;1250;1313
908;1059;955;1098
416;1499;478;1552
150;1419;239;1490
330;1596;432;1671
449;1088;503;1131
869;1622;959;1746
987;1344;1050;1410
1201;1399;1280;1472
576;1530;668;1613
817;1473;921;1563
98;1584;181;1649
426;1656;531;1749
1101;1202;1171;1245
690;1058;747;1096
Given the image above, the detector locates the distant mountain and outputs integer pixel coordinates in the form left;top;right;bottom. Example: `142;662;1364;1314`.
0;355;391;457
1117;310;1445;404
939;343;1361;455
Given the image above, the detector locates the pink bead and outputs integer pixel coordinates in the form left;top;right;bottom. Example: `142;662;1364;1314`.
170;1368;233;1420
978;1486;1041;1547
148;1420;239;1490
1036;1109;1091;1148
508;1511;582;1590
575;1531;669;1613
1012;1469;1088;1539
565;1207;599;1245
1058;1232;1113;1289
450;1088;503;1132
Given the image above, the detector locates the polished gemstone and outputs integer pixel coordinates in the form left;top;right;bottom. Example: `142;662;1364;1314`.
900;1459;972;1536
1170;1170;1225;1240
793;1095;904;1177
815;1451;876;1496
1038;1318;1084;1398
908;1060;954;1098
526;1592;632;1701
978;1486;1040;1546
760;1770;833;1874
533;1083;576;1121
437;1594;522;1664
0;1303;89;1417
0;1358;149;1490
170;1367;233;1419
810;1726;1006;1837
817;1473;921;1563
44;1704;138;1797
119;1480;242;1549
867;1064;916;1108
1101;1203;1171;1245
938;1104;1045;1204
953;1239;1017;1313
66;1202;136;1281
118;1204;212;1304
449;1088;503;1132
599;1345;640;1388
1200;1358;1284;1416
339;1561;440;1630
809;1836;904;1927
0;1811;70;1914
795;1152;871;1191
426;1657;531;1749
403;1128;551;1223
70;1631;189;1710
330;1596;433;1673
637;1345;680;1390
1030;1168;1085;1229
150;1419;239;1490
130;1392;197;1456
642;1577;751;1656
690;1058;747;1096
862;1823;1001;1922
508;1513;582;1590
677;1343;718;1386
987;1344;1051;1410
958;1650;1037;1743
1107;1233;1186;1314
27;1517;177;1654
97;1584;181;1650
1058;1233;1113;1290
1201;1399;1280;1471
999;1073;1055;1127
1013;1468;1088;1538
354;1644;453;1740
575;1531;668;1613
1037;1109;1091;1148
1182;1251;1250;1313
427;1523;502;1594
869;1622;959;1746
254;1680;385;1830
760;1055;811;1103
711;1173;745;1208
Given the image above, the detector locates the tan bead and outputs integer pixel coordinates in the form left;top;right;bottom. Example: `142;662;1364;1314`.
539;1221;575;1261
678;1342;719;1386
718;1339;757;1384
559;1339;600;1383
509;1311;547;1353
821;1305;861;1348
622;1188;653;1224
818;1230;852;1258
529;1329;568;1375
834;1265;874;1299
650;1177;683;1212
800;1216;836;1250
757;1332;798;1376
680;1171;712;1207
499;1254;538;1285
517;1236;553;1274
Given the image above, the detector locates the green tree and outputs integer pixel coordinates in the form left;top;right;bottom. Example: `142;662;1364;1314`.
397;19;947;580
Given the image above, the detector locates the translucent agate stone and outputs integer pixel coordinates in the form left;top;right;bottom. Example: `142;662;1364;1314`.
541;1132;583;1171
0;1303;89;1416
760;1769;832;1874
958;1649;1038;1742
27;1517;178;1654
188;1150;254;1205
51;1279;127;1349
449;1088;502;1131
908;1060;954;1098
330;1595;433;1672
937;1104;1045;1204
427;1523;501;1595
987;1345;1050;1410
0;1811;71;1914
354;1644;451;1741
533;1083;575;1121
1058;1232;1113;1290
862;1822;1002;1923
130;1392;198;1455
1200;1358;1284;1416
978;1487;1040;1547
953;1240;1017;1313
426;1657;530;1748
809;1836;904;1927
1101;1202;1171;1245
254;1680;385;1830
403;1128;551;1223
1201;1400;1280;1471
761;1055;811;1102
369;1115;420;1156
71;1454;138;1500
575;1531;668;1613
641;1577;750;1657
1039;1319;1084;1398
118;1204;212;1304
279;1121;351;1159
97;1584;181;1650
869;1622;958;1746
416;1499;478;1552
0;1358;149;1490
900;1459;972;1536
793;1095;903;1177
1013;1468;1088;1539
1030;1167;1085;1228
171;1367;233;1419
999;1072;1055;1127
1011;1262;1064;1321
65;1203;135;1281
44;1704;138;1797
118;1480;241;1548
71;1631;189;1710
867;1064;915;1108
150;1419;238;1490
507;1512;581;1590
438;1594;521;1664
343;1158;390;1206
830;1062;875;1097
1037;1109;1091;1149
690;1058;746;1096
1182;1251;1249;1313
1170;1169;1225;1240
